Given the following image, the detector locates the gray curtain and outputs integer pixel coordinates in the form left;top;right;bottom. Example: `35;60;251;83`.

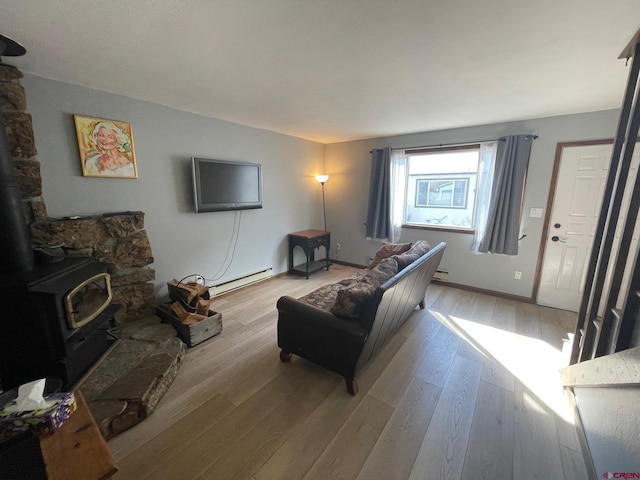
365;147;391;241
478;134;534;255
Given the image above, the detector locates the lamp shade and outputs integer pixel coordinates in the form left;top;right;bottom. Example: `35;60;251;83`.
316;174;329;184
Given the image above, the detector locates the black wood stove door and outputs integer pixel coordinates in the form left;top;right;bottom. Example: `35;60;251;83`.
0;257;117;391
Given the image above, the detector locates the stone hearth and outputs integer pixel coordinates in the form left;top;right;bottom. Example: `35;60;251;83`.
77;315;185;440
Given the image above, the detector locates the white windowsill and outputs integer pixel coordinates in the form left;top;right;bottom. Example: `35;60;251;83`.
402;223;475;235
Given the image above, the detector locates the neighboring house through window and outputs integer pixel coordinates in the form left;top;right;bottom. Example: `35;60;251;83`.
403;145;480;229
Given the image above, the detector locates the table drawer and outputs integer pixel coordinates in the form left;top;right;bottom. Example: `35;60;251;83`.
308;236;329;248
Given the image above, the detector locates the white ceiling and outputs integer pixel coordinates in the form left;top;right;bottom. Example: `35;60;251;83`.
2;1;640;144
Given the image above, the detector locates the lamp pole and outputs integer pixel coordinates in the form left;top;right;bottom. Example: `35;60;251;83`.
316;174;329;232
321;182;327;231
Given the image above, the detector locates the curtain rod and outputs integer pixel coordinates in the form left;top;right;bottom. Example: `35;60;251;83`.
369;135;539;153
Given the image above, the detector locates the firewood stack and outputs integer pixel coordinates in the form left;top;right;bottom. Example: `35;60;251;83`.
167;279;212;325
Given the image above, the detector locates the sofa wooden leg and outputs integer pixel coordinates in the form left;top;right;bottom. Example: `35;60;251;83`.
279;350;292;362
345;377;358;395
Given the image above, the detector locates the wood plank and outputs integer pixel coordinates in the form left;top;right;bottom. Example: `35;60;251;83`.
355;379;441;480
284;361;341;413
368;309;442;407
198;399;306;480
134;372;301;480
538;305;572;355
450;292;490;363
214;342;292;406
253;381;363;480
479;297;517;392
115;394;235;479
355;328;408;390
460;381;514;480
513;379;566;480
40;391;117;480
556;308;579;332
303;395;394;480
481;356;515;393
254;333;407;480
396;282;445;338
554;387;583;452
429;285;464;316
492;298;517;332
470;293;497;327
408;355;482;480
414;319;461;387
515;302;543;340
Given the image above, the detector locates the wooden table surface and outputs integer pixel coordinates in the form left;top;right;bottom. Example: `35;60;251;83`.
289;229;331;239
39;390;117;480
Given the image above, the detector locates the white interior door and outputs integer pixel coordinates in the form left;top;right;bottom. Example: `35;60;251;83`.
538;143;640;313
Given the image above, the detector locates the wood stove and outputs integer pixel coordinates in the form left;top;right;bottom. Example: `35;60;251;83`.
0;257;118;390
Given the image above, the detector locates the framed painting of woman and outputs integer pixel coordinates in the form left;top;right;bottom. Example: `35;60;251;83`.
74;115;138;178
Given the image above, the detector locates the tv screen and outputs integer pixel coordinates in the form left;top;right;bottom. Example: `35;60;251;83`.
192;157;262;213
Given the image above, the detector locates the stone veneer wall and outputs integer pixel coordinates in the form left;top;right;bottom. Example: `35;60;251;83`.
31;214;156;323
0;64;155;323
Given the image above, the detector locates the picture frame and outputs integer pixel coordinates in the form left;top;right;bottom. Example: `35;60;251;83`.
74;114;138;178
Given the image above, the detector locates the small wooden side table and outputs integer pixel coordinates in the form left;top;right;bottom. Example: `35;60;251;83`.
39;391;117;480
288;229;331;279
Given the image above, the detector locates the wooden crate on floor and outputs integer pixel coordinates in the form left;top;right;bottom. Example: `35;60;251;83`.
156;303;222;347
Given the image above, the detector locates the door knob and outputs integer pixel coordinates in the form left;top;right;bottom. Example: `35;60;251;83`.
551;236;566;243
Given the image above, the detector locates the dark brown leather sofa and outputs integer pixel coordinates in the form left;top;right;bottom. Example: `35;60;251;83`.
276;241;446;394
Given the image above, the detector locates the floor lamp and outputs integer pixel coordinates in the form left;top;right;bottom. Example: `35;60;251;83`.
316;175;329;231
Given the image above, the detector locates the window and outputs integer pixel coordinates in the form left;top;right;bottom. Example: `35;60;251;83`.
403;146;480;229
386;136;530;251
415;178;469;208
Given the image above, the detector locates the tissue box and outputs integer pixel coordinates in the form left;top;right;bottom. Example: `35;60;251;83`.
0;391;77;441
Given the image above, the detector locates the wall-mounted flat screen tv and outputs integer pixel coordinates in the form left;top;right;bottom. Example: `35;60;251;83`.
192;157;262;213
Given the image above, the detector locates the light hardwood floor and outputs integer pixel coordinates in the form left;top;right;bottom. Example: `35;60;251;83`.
109;264;590;480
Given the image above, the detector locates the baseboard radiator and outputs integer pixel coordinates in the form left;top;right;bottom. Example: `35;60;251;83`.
433;269;449;282
208;268;273;297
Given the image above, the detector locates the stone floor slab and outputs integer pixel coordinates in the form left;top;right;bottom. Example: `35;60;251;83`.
77;315;186;440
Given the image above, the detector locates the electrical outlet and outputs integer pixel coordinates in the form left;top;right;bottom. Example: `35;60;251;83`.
336;243;341;250
514;271;522;280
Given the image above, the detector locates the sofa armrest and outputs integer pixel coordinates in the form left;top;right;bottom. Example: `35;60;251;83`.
276;296;368;379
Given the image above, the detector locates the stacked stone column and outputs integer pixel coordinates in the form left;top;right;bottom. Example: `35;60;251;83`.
0;64;46;222
0;64;155;323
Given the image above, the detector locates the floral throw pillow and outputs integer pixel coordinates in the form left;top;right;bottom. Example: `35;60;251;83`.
363;257;398;288
393;252;421;271
300;283;345;311
369;242;412;268
393;240;430;271
331;282;376;318
331;258;398;318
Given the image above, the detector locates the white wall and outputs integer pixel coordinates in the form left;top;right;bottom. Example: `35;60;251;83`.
573;387;640;476
325;110;621;299
23;70;623;301
22;74;326;300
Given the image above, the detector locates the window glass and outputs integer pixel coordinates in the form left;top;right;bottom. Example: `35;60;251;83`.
404;147;480;228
